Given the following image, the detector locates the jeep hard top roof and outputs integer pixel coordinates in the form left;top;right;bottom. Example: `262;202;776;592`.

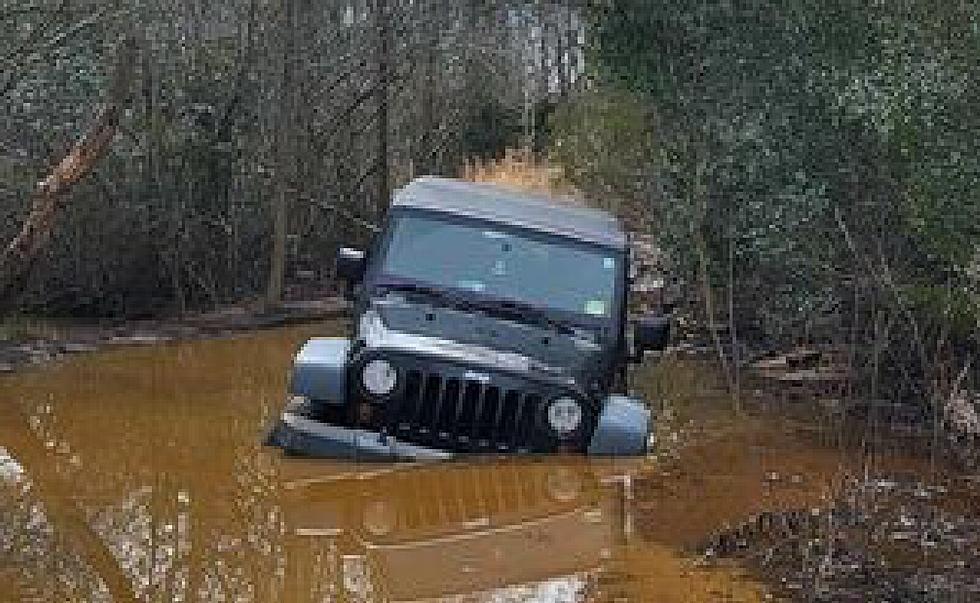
391;176;627;251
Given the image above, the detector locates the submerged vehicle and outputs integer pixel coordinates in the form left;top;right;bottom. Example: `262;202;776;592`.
266;177;670;459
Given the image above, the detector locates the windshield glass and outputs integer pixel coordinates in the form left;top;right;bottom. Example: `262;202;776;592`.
377;212;620;318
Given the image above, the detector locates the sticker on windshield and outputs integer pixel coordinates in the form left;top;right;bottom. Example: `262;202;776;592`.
482;230;509;239
584;300;607;316
603;257;615;269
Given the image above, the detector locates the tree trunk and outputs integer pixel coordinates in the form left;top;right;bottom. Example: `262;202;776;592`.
266;0;295;309
375;0;390;218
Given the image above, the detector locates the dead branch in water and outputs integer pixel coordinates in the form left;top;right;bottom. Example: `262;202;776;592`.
0;36;136;308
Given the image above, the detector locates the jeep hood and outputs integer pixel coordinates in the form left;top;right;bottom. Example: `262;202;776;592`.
359;295;609;386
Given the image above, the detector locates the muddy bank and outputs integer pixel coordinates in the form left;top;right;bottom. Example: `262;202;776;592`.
0;296;347;373
633;355;980;602
706;474;980;602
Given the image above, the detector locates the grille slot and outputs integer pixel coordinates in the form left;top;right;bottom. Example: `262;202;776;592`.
392;369;542;451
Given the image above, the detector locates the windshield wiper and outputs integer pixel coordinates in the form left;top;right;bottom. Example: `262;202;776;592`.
375;281;587;338
373;281;477;311
468;296;584;338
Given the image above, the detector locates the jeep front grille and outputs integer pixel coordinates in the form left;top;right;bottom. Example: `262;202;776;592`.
385;369;543;452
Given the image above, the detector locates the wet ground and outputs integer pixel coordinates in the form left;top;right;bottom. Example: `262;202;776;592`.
1;323;977;602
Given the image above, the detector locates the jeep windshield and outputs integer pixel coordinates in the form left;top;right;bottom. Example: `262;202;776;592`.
373;211;620;321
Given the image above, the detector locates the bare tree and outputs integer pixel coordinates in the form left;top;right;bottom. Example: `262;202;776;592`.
265;0;295;309
0;35;135;307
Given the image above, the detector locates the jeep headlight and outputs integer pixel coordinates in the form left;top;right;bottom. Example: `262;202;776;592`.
547;397;583;436
362;358;397;397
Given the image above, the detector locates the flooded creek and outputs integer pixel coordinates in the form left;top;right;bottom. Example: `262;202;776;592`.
1;323;977;601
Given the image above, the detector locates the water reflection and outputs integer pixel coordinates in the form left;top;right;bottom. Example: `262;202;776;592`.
277;459;624;602
0;325;652;603
0;446;114;602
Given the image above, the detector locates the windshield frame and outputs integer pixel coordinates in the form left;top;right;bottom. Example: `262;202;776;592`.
363;206;626;330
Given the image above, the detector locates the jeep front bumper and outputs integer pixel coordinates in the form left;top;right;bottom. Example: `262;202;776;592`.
266;410;455;461
265;393;652;460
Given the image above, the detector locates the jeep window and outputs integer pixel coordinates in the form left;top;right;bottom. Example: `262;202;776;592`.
376;211;620;318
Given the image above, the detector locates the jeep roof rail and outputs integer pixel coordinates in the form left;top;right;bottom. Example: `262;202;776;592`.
392;176;627;251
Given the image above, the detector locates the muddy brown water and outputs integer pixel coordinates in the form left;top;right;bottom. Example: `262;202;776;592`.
0;323;972;602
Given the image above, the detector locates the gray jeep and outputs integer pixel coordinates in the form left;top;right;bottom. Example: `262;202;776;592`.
266;177;669;459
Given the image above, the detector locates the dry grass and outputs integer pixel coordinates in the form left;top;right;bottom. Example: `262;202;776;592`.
460;147;583;204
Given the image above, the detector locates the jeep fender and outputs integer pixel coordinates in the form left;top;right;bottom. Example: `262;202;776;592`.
587;394;651;456
291;337;351;405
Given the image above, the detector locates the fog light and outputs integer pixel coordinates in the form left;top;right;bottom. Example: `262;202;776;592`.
547;397;583;436
362;359;397;396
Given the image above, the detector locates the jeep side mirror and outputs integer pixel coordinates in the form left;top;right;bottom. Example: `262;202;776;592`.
335;246;366;283
632;315;671;359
